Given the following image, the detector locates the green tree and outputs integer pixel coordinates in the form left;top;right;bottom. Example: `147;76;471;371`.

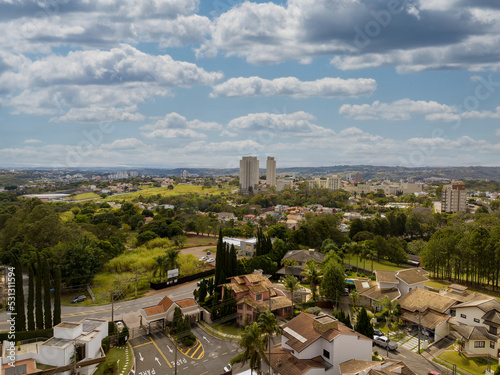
320;259;345;308
354;307;374;339
301;260;322;301
43;257;52;329
14;257;26;332
35;252;44;329
257;311;282;375
283;275;300;315
232;322;267;375
27;265;35;330
53;266;62;326
164;249;180;271
152;255;167;282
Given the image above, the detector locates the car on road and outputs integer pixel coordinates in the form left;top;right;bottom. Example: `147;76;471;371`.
428;372;441;375
206;258;215;263
223;364;232;374
71;295;87;303
373;335;398;350
199;256;208;261
374;328;383;336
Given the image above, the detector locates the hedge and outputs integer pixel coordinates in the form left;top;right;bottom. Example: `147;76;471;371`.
0;328;53;342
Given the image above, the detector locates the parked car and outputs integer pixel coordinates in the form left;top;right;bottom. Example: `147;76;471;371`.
71;295;87;303
199;256;208;262
206;258;215;263
207;250;211;255
374;329;383;337
373;335;398;350
427;372;441;375
223;364;232;374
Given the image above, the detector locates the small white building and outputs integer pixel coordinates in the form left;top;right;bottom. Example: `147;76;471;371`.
223;237;257;257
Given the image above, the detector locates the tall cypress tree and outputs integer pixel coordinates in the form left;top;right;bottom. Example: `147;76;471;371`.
43;257;52;329
14;257;26;332
215;229;226;288
229;245;237;278
35;252;44;330
27;265;35;331
53;266;62;326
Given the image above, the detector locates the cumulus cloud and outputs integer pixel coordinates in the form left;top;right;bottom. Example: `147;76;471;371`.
24;139;41;144
227;111;334;137
210;76;376;98
339;99;456;120
200;0;500;71
141;112;223;139
0;45;222;121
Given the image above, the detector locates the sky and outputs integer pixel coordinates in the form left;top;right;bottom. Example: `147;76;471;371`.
0;0;500;170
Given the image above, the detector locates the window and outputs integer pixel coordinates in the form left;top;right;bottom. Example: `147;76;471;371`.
323;349;330;359
490;326;497;335
490;342;495;349
474;341;485;348
474;318;480;323
460;314;467;319
238;314;242;320
247;306;252;312
256;294;262;300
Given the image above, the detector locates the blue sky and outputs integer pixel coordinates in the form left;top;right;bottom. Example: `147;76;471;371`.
0;0;499;169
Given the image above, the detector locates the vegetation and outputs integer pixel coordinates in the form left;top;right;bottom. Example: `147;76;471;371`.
354;307;374;339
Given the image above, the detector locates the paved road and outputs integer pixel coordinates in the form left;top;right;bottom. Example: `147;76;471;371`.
385;345;443;375
130;325;245;375
0;281;198;329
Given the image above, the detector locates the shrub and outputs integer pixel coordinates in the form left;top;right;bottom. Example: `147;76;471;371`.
101;360;117;374
102;337;110;353
305;306;322;315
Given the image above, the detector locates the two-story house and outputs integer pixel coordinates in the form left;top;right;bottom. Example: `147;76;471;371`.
276;250;325;279
268;313;372;375
221;271;292;325
450;298;500;358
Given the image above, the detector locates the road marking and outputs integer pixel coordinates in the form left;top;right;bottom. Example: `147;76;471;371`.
200;372;208;375
149;337;173;369
222;352;227;355
191;343;204;359
179;339;204;359
133;342;152;349
399;354;406;358
273;343;281;347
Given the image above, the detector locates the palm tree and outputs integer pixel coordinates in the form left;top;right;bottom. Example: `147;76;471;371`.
232;322;267;375
284;275;300;316
258;311;282;375
164;249;180;271
152;255;167;282
301;260;322;301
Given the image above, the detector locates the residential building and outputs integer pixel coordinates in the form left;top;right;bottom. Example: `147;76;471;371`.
268;313;372;375
221;271;292;325
450;298;500;357
441;181;467;213
266;157;276;187
223;237;258;257
354;173;362;184
339;359;416;375
276;250;325;278
0;318;107;375
398;288;457;342
239;156;259;192
276;179;293;191
308;175;341;191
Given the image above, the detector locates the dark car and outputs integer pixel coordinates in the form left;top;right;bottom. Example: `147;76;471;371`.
71;295;87;303
374;328;383;336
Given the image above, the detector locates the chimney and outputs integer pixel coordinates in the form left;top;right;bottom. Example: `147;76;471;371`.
313;315;338;333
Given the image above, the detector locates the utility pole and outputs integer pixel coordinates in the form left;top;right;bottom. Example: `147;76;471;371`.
417;307;421;355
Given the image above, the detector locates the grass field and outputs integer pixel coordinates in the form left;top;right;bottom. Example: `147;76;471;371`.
94;345;132;375
345;255;408;272
72;192;101;200
438;351;498;375
103;184;231;202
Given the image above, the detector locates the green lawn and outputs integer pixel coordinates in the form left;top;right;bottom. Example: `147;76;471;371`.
94;345;132;375
210;322;244;336
346;255;408;272
438;351;499;375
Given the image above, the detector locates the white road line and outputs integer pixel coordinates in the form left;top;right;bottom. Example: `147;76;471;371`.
222;352;227;355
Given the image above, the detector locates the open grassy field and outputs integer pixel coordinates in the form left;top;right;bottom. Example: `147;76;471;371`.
345;255;408;272
72;192;101;200
103;184;231;202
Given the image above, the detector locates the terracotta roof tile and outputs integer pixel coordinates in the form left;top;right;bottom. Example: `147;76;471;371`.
176;298;197;308
143;305;165;316
375;271;398;283
398;288;456;314
268;347;326;375
159;296;175;311
396;268;428;285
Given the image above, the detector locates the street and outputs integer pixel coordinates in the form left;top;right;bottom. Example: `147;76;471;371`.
386;345;444;375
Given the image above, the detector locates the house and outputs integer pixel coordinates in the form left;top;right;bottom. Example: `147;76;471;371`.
450;298;500;358
0;318;107;375
353;278;400;308
220;271;292;325
398;288;457;342
223;237;258;257
217;212;237;223
276;250;325;279
339;359;416;375
267;313;372;375
139;295;201;333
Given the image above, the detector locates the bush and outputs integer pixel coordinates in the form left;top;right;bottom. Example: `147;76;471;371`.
102;337;111;353
182;338;195;347
108;321;118;335
305;306;322;315
101;360;117;374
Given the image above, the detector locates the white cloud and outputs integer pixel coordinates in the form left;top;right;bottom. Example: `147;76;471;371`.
210;76;376;98
52;106;145;123
24;139;41;144
141;112;222;139
339;99;456;120
227;111;334;137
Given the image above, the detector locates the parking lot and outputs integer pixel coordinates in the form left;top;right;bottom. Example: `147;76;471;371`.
130;325;243;375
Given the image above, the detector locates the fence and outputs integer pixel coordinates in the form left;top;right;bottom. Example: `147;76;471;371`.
150;269;215;290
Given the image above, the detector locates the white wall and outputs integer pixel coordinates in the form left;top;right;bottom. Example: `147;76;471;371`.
54;325;83;340
434;319;449;342
332;335;372;375
38;344;72;367
454;307;484;327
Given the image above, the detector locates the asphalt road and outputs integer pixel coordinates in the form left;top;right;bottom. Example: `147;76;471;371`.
130;325;245;375
385;345;443;375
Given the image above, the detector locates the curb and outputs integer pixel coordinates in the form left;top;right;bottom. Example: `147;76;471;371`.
126;341;135;375
195;322;240;342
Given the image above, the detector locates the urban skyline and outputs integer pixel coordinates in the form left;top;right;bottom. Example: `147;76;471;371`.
1;1;500;169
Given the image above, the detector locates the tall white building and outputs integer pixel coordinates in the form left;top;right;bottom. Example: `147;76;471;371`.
239;156;259;192
441;181;467;213
266;156;276;187
308;174;341;191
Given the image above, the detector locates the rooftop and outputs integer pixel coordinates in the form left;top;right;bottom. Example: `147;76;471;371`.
398;288;457;314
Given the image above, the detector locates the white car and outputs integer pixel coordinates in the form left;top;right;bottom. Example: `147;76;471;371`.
199;256;208;261
373;335;398;351
206;258;215;263
223;364;232;373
